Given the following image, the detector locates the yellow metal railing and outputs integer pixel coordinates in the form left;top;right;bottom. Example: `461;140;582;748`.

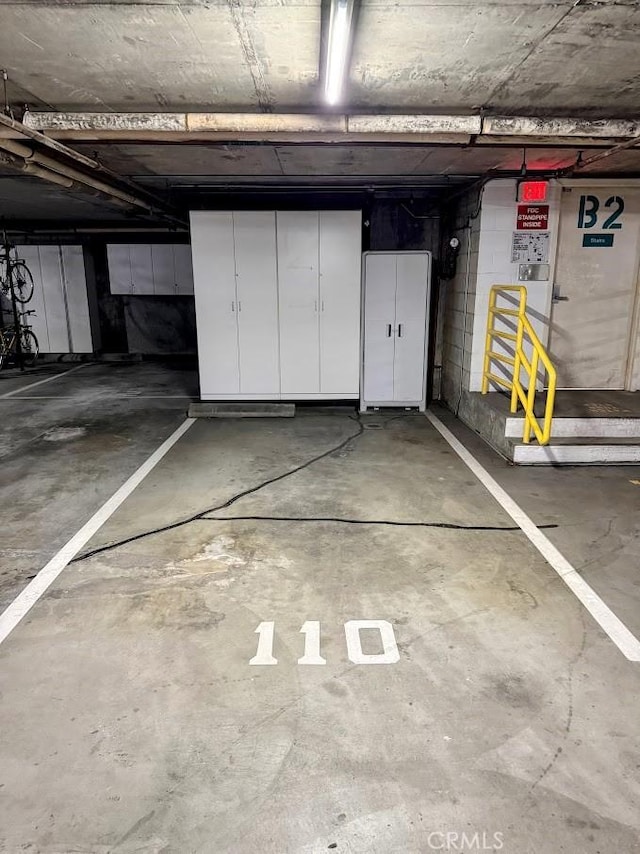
481;285;557;445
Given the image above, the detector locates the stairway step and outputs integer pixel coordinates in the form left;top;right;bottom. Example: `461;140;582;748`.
511;437;640;465
505;415;640;439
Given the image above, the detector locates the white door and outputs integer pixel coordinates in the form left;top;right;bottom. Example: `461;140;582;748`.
363;253;396;402
190;212;240;395
277;211;320;394
129;245;154;295
38;246;69;352
393;253;429;402
319;211;361;395
550;187;640;388
61;246;93;353
106;244;132;294
17;246;50;352
173;244;194;294
151;244;176;295
233;212;280;395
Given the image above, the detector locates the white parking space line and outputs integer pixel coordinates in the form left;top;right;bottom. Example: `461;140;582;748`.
426;410;640;662
0;417;195;647
0;363;91;399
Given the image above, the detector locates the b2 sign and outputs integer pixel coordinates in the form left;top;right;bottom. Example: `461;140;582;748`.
577;194;624;247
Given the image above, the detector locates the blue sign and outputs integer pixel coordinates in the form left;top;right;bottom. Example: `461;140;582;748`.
582;233;614;248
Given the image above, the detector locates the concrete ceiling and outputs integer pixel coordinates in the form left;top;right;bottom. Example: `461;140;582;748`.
0;0;639;116
1;0;640;226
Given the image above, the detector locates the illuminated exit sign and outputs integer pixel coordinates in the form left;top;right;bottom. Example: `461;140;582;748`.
518;181;548;202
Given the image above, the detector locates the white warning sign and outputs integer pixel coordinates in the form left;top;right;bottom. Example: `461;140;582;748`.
511;231;550;263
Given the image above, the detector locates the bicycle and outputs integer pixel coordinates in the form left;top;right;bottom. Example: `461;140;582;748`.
0;309;39;369
0;244;35;305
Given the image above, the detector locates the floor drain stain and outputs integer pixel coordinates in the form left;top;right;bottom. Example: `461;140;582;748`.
364;424;382;429
42;427;87;442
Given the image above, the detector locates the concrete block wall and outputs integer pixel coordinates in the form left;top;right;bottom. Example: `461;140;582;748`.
468;179;561;391
441;178;561;407
441;188;482;408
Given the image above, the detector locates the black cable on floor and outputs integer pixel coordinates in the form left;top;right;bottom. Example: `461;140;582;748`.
72;413;366;563
201;514;558;531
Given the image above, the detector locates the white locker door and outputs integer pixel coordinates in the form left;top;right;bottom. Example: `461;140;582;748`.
393;254;429;402
61;246;93;353
151;244;176;295
39;246;69;352
129;245;154;294
319;211;361;395
16;246;50;352
173;244;194;294
363;254;396;402
277;211;320;394
106;244;132;294
233;212;280;395
190;211;240;395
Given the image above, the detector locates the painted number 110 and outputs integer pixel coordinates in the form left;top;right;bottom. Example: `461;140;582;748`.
249;620;400;666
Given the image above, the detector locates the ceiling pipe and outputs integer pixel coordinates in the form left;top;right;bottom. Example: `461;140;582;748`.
0;112;185;224
0;149;128;205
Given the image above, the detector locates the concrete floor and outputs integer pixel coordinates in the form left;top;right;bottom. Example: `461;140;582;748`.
1;363;639;853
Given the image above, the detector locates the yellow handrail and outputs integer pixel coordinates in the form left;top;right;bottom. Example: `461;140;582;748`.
481;285;557;445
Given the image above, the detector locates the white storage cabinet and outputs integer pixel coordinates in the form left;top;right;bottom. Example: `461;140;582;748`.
16;245;93;353
107;243;194;295
190;210;362;401
361;251;431;411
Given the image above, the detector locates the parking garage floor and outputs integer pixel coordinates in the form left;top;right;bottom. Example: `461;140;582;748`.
1;362;639;854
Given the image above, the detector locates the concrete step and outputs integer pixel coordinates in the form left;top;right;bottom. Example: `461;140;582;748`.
505;415;640;439
188;402;295;418
510;437;640;465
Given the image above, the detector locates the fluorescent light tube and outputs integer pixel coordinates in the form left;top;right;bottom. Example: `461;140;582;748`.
325;0;353;106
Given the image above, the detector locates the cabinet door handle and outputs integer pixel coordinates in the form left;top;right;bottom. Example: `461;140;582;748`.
386;324;392;337
238;301;242;312
397;324;403;338
314;300;318;312
321;300;325;312
231;301;235;311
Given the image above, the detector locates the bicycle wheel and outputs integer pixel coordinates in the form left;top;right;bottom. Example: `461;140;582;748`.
20;329;39;367
10;261;35;304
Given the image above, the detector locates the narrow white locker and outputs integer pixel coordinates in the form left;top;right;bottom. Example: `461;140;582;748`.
151;244;176;295
38;246;69;352
363;253;396;403
318;211;361;396
106;244;132;294
16;246;50;352
190;212;240;396
60;246;93;353
362;251;430;411
129;245;154;294
393;253;429;402
233;212;280;395
277;211;320;395
173;244;194;294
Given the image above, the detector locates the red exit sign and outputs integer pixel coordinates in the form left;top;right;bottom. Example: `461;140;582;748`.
519;180;548;202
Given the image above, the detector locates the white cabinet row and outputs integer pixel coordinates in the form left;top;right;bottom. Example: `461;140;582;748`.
15;245;93;353
190;210;362;400
107;243;194;295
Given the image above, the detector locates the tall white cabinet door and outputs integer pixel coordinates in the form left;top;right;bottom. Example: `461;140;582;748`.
233;212;280;395
363;253;397;402
151;244;176;294
190;212;240;395
16;246;50;352
106;244;132;294
277;211;320;394
393;253;429;402
38;246;69;352
319;211;361;395
173;244;194;294
61;246;93;353
129;245;154;294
